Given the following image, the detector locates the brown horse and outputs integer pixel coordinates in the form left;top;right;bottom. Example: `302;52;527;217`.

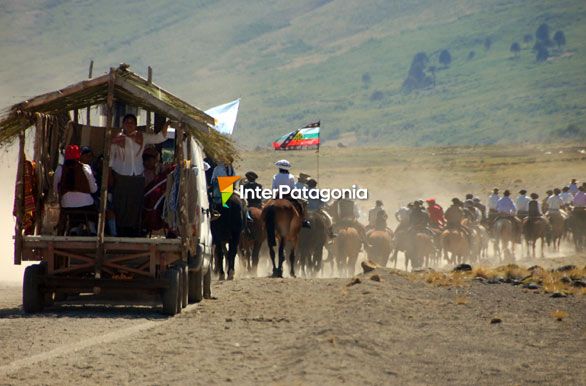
262;199;302;278
405;231;436;270
523;217;548;258
366;228;393;267
567;208;586;252
238;206;266;277
440;228;470;265
331;226;362;277
546;211;566;252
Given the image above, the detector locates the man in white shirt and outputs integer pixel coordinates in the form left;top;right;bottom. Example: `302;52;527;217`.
560;186;574;208
110;114;168;237
515;189;530;219
487;188;500;220
546;188;564;214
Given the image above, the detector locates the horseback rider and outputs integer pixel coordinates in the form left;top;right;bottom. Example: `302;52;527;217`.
526;193;547;220
546;188;564;216
409;200;430;231
425;198;445;229
569;179;579;195
487;188;500;221
295;172;311;190
445;198;472;241
272;159;311;228
515;189;530;220
574;184;586;208
242;171;263;209
542;190;553;213
368;200;385;229
332;190;368;246
496;189;522;242
472;197;487;220
560;186;574;210
306;178;336;239
463;199;481;224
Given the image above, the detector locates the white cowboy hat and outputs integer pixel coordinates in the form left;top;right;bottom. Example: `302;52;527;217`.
275;159;292;170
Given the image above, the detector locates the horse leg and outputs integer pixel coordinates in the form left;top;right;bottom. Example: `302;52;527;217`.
216;244;225;281
227;236;239;280
277;237;285;278
289;244;296;278
268;241;278;277
251;241;261;277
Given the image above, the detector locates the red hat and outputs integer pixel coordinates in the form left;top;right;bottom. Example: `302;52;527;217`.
65;144;80;161
425;198;435;203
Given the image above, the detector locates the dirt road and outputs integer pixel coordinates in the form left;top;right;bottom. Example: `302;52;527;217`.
0;267;584;386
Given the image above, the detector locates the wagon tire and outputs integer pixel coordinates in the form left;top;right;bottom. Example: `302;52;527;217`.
162;268;180;316
23;264;45;314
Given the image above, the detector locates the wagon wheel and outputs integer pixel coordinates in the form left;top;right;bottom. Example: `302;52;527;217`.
161;268;180;316
23;264;46;313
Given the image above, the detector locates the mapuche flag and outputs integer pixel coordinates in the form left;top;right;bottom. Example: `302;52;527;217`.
272;121;320;150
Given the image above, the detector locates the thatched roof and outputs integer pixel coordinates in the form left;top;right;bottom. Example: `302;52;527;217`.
0;64;236;161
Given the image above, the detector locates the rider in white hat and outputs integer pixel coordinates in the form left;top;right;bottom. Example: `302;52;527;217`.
272;159;295;190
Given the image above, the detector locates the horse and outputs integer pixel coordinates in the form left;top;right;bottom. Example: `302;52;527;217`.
492;217;515;261
366;227;393;268
567;208;586;252
238;206;266;277
546;211;566;252
405;231;436;271
440;228;470;265
211;194;245;280
262;199;302;278
297;211;329;278
523;217;548;258
331;226;362;276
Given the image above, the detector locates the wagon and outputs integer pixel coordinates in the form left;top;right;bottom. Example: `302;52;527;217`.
0;64;236;315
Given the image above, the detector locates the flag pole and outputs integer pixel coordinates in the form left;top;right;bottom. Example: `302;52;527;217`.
316;122;320;185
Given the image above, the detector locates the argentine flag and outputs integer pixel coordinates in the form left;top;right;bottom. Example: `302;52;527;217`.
205;98;240;135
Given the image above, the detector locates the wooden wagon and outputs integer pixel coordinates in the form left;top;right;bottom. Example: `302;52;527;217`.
0;64;236;315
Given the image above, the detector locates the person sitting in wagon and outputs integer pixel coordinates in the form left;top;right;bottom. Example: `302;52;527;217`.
53;144;98;235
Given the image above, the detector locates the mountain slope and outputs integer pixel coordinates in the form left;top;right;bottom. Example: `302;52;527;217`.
0;0;585;147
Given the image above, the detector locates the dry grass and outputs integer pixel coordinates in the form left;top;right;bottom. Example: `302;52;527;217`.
551;310;569;321
409;265;586;295
454;296;469;305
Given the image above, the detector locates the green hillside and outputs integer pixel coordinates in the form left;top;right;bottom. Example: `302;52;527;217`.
1;0;585;147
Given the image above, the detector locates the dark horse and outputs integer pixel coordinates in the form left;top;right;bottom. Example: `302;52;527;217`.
297;211;329;277
567;208;586;252
211;194;245;280
238;206;266;277
262;199;302;278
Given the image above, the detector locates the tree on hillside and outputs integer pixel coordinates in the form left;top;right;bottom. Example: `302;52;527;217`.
533;42;549;62
523;33;533;45
536;23;552;46
439;49;452;67
484;37;492;51
401;52;433;93
510;42;521;57
553;30;566;49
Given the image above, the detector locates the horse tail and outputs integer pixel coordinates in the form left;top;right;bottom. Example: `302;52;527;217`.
265;205;277;247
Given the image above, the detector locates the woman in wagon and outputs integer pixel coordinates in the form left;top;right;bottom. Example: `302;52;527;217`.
109;113;169;237
53;144;98;234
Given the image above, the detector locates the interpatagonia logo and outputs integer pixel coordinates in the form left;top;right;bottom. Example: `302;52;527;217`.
218;176;241;207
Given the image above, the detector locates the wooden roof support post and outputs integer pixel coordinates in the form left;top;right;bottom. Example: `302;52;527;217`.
146;66;152;133
14;130;26;265
87;60;93;125
95;68;116;278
